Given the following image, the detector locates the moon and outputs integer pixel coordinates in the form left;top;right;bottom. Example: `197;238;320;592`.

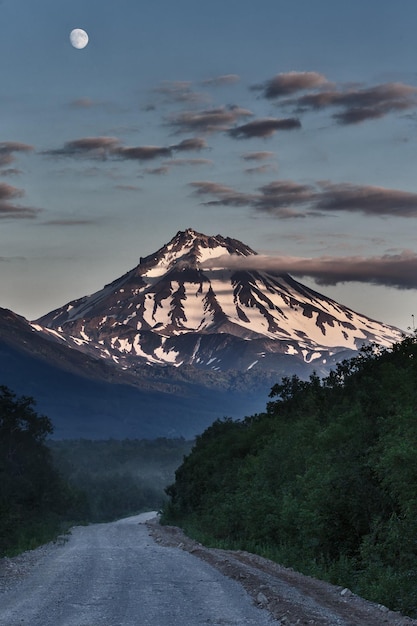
70;28;89;50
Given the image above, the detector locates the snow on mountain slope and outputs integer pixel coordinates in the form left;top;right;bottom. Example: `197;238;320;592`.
34;229;403;373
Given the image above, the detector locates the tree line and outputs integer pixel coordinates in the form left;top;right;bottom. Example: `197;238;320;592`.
163;334;417;617
0;385;191;556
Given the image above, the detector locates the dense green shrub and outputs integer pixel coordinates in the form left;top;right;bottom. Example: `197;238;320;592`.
163;334;417;617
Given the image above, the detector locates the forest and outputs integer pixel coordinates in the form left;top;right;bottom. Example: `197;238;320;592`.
163;333;417;617
0;387;191;556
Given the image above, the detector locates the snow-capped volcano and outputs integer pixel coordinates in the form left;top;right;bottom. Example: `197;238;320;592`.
34;228;402;373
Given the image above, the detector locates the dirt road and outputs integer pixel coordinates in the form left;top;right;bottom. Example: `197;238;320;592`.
1;513;416;625
0;512;275;626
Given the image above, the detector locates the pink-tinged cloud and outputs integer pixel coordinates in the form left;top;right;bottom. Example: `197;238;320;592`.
253;71;329;99
173;137;207;152
200;250;417;289
70;98;95;108
0;182;39;219
290;82;417;124
167;106;253;134
0;142;34;167
190;181;256;207
144;166;170;176
44;137;121;159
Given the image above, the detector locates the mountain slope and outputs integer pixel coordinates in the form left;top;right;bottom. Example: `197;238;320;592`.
35;228;402;373
0;308;269;438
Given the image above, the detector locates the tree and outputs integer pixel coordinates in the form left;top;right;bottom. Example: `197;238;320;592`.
0;386;68;555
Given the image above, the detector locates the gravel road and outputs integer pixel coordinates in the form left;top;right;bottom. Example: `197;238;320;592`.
0;512;275;626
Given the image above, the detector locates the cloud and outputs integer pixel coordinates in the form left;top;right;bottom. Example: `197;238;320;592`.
163;158;213;167
229;117;301;139
290;82;417;124
201;74;240;87
0;182;39;219
43;136;207;163
190;178;417;219
0;141;33;168
245;164;277;175
316;182;417;217
241;151;276;161
144;166;170;175
41;218;97;226
115;145;172;161
253;71;329;99
0;168;22;176
200;250;417;290
152;81;208;105
70;98;96;108
115;184;142;191
190;181;256;207
43;137;121;159
173;137;207;152
166;105;252;134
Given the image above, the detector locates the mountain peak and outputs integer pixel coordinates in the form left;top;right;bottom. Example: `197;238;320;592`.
35;229;403;373
138;228;256;276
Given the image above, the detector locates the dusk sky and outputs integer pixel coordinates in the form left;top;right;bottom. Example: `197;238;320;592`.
1;0;417;331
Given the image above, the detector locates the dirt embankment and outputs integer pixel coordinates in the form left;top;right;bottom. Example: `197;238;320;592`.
148;519;417;626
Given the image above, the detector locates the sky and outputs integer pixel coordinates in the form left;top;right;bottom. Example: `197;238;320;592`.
1;0;417;331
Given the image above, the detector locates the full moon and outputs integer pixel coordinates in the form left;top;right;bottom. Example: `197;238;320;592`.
70;28;89;50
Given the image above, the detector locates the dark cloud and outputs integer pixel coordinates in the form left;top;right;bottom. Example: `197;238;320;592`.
290;82;417;124
316;182;417;217
0;182;39;219
200;250;417;290
253;71;329;99
201;74;240;87
0;142;33;167
241;151;275;161
253;181;313;217
44;136;207;163
43;137;121;159
190;177;417;219
115;145;172;161
229;117;301;139
166;105;252;134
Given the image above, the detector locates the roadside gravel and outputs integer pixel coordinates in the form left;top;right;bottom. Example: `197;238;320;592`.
148;518;417;626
